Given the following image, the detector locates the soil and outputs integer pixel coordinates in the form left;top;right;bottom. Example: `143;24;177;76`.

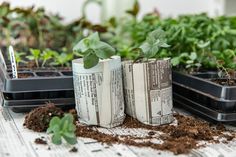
23;103;64;132
24;105;236;155
75;114;236;155
35;138;47;145
211;78;236;86
69;147;78;153
36;72;60;77
10;73;33;78
18;73;34;78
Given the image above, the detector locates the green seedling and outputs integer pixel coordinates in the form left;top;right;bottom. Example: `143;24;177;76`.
51;52;73;67
15;52;26;67
26;48;41;67
47;114;77;145
73;32;116;69
41;49;55;67
138;29;170;61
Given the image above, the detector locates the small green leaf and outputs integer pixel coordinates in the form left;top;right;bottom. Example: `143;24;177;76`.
52;133;62;145
186;60;194;64
49;117;61;127
189;52;197;60
83;51;99;69
94;41;115;59
63;135;77;145
73;32;115;69
171;57;180;66
197;41;210;49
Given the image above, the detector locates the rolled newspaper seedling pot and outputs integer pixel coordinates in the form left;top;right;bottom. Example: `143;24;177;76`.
72;56;125;128
122;58;174;125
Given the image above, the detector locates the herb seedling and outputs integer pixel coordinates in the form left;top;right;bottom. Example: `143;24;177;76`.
41;49;55;67
51;52;73;67
47;114;77;145
26;49;41;67
15;52;26;67
73;32;116;69
138;29;170;61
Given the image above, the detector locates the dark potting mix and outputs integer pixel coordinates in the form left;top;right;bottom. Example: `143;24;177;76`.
24;104;236;155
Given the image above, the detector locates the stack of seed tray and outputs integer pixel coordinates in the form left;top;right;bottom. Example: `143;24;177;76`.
0;51;75;112
173;71;236;122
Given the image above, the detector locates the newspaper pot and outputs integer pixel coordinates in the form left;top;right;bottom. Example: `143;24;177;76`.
72;56;125;128
122;58;174;125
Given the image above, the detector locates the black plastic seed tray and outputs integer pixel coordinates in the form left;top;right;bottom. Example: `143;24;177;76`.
174;93;236;122
1;92;75;112
0;63;73;92
173;71;236;122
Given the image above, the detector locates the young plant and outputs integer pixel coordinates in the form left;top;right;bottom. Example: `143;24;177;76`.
15;52;26;67
73;32;116;69
46;114;77;145
41;49;55;67
171;52;201;73
51;52;73;67
138;29;170;61
26;49;41;67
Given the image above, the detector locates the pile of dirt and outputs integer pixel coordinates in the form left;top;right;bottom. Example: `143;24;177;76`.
75;114;235;155
23;103;64;132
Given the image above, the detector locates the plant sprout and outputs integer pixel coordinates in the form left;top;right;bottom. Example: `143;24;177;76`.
138;29;170;61
47;114;77;145
26;49;41;67
41;49;55;67
51;52;73;67
15;52;26;67
73;32;116;69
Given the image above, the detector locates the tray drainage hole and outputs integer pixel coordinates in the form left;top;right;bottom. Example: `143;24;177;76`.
36;72;60;77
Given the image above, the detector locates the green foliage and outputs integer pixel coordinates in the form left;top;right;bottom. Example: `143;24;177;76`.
51;52;73;67
47;114;77;145
41;49;55;67
26;49;41;67
73;32;116;69
106;10;236;71
139;29;169;60
15;52;26;67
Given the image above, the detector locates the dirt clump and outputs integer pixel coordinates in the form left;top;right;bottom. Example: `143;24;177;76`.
69;147;78;152
23;103;64;132
34;138;47;145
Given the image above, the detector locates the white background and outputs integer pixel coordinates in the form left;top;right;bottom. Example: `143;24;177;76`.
0;0;230;23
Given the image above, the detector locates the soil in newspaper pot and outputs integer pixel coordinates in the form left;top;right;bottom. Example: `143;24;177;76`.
122;29;174;126
72;32;125;128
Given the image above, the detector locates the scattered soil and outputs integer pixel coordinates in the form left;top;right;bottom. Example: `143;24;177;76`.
75;114;236;155
34;138;47;145
68;109;78;121
23;104;236;155
69;147;78;153
211;78;236;86
23;103;64;132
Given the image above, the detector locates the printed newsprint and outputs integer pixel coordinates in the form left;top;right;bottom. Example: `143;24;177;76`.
1;106;236;157
72;56;125;128
122;59;173;125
